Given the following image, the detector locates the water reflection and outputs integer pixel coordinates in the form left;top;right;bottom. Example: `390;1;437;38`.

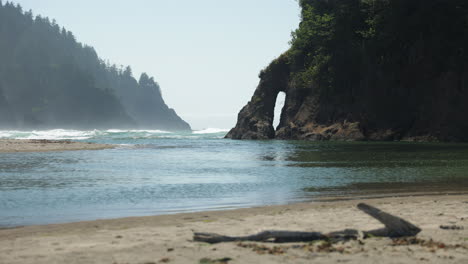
0;154;79;172
287;141;468;163
0;152;93;190
303;180;468;198
0;140;468;227
286;142;468;197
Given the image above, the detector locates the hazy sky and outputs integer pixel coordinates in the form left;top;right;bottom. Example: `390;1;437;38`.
11;0;300;130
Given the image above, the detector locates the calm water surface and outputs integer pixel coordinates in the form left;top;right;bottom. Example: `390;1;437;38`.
0;129;467;227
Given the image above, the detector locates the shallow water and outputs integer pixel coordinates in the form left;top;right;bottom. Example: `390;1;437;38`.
0;129;467;227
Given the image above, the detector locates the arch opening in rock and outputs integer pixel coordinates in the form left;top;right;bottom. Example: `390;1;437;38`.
273;91;286;131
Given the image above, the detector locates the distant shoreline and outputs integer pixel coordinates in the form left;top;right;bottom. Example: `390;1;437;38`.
0;139;114;153
1;194;467;263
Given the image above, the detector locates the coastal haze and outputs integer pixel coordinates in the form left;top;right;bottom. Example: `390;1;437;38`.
1;1;468;263
9;0;300;130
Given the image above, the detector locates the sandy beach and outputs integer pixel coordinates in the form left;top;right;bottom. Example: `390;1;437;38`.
1;194;467;264
0;139;113;153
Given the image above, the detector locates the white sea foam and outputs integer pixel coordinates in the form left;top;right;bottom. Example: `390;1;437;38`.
193;128;229;134
0;129;97;140
0;128;227;140
106;129;171;134
0;131;25;139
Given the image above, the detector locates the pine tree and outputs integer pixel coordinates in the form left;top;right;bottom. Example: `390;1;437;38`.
0;2;190;130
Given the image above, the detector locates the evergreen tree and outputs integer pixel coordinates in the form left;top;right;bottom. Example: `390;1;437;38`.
0;3;190;130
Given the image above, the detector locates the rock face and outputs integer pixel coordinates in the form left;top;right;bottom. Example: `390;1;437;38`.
227;55;468;141
227;1;468;142
226;56;290;139
226;55;369;141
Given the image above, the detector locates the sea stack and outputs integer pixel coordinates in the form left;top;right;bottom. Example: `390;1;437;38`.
227;0;468;142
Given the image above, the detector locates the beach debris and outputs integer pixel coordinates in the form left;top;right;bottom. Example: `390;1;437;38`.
29;139;73;144
440;225;464;230
194;230;326;244
193;203;421;244
358;203;421;237
236;240;360;255
391;237;467;250
237;242;288;255
199;257;232;264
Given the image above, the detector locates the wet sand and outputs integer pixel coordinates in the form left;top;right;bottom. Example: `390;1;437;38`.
1;194;467;264
0;139;113;153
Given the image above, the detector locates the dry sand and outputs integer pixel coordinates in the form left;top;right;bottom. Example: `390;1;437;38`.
0;139;113;153
1;194;467;264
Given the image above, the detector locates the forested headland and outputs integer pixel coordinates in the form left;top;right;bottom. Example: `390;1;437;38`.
227;0;468;141
0;1;190;131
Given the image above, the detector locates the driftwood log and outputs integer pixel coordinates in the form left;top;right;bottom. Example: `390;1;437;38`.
193;203;421;244
358;203;421;237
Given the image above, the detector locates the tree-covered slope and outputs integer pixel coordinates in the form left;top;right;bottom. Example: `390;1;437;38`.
227;0;468;141
0;1;190;131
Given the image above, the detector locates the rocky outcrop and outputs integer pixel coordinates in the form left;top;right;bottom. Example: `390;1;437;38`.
226;55;369;141
226;55;289;139
227;1;468;142
227;54;468;141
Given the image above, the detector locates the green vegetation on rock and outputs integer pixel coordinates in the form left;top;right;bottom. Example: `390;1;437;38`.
227;0;468;141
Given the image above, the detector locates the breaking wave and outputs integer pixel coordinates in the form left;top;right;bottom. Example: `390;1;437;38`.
0;128;229;141
193;128;230;134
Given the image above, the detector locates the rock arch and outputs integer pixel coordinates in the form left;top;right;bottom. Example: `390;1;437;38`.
273;91;286;129
225;55;289;139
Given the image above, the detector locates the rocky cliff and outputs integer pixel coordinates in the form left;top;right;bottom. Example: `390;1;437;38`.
227;0;468;141
0;2;191;131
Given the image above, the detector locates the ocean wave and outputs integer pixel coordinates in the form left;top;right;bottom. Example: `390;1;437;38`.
106;129;171;134
0;129;172;140
0;129;97;140
0;128;228;141
193;128;229;134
